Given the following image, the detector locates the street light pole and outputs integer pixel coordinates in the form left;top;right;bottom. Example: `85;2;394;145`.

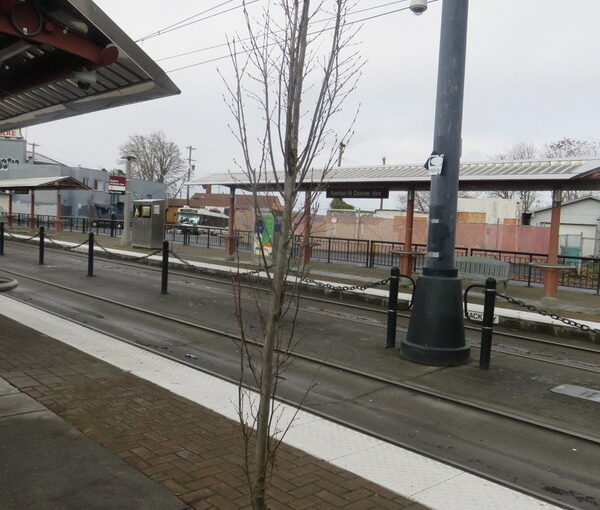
402;0;471;366
120;155;136;246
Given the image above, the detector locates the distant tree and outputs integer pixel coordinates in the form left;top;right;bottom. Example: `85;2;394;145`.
542;137;600;202
119;131;186;195
329;198;354;210
543;137;600;159
489;142;539;212
494;141;538;161
396;191;476;214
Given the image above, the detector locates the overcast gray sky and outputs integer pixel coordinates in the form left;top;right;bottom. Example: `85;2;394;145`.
24;0;600;209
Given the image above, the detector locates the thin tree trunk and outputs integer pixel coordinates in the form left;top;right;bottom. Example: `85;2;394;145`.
251;175;295;509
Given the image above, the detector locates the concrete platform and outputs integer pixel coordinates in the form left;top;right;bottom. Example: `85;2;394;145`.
0;376;187;510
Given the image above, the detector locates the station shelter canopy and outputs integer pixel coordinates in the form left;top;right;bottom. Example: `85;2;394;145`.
0;0;180;131
188;158;600;298
0;175;89;191
188;158;600;193
1;175;89;231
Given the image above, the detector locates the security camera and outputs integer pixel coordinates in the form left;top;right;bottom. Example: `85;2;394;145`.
72;69;97;90
410;0;428;15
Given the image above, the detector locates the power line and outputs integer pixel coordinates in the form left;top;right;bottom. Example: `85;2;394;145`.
156;0;412;64
165;0;440;74
137;0;236;42
136;1;257;43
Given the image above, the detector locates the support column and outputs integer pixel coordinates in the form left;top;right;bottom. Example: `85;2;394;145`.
29;190;35;229
7;193;13;227
402;0;471;366
226;186;236;257
120;155;135;246
402;188;415;275
301;190;312;266
55;190;63;233
544;189;562;298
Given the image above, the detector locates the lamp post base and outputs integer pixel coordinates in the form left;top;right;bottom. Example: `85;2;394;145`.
401;273;470;366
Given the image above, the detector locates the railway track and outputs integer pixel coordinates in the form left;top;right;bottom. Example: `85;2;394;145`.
6;238;599;364
1;264;598;445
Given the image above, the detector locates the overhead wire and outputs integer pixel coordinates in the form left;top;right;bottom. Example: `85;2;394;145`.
156;0;412;63
164;0;440;74
135;0;257;43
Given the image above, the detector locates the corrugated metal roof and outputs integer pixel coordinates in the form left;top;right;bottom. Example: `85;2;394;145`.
188;158;600;192
0;175;88;189
0;0;180;130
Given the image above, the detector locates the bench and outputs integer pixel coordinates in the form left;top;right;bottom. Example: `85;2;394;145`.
456;256;510;290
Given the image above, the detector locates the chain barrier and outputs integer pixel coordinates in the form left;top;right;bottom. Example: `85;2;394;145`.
135;247;164;261
45;234;88;251
5;231;39;241
169;248;195;269
495;291;599;334
93;238;115;258
464;285;598;334
292;273;392;292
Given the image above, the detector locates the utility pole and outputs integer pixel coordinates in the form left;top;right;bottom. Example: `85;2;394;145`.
337;142;346;167
28;142;39;163
402;0;471;366
120;155;136;246
185;145;195;205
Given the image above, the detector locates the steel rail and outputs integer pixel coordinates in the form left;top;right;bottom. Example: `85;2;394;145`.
1;265;599;450
4;237;600;357
1;291;587;510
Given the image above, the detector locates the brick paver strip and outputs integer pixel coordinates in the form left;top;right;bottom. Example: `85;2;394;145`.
0;318;428;510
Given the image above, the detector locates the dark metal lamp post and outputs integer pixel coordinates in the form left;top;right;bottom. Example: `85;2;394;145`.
401;0;471;366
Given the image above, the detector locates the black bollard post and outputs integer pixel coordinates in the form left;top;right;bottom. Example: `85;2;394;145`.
87;232;94;277
161;240;169;295
39;226;45;265
0;222;4;256
479;277;497;370
386;266;400;348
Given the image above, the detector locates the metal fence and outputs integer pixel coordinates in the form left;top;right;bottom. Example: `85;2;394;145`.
470;248;600;293
163;225;253;251
9;213;123;237
5;213;599;292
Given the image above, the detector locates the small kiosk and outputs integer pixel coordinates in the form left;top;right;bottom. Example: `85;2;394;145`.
132;199;165;249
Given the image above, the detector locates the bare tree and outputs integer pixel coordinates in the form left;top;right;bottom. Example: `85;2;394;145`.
489;141;539;212
119;131;186;195
542;137;600;202
397;190;474;214
222;1;362;508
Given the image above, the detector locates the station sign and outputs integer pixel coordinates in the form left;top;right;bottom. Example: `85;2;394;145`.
326;189;389;199
0;129;22;138
108;175;126;194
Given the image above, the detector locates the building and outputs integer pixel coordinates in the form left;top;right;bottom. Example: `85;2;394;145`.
531;196;600;257
0;136;165;219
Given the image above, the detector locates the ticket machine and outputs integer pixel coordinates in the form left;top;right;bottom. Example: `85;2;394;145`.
132;199;165;249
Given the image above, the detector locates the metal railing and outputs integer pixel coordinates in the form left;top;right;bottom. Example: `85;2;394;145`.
4;213;598;292
163;225;253;251
470;248;600;293
8;213;124;237
291;235;469;270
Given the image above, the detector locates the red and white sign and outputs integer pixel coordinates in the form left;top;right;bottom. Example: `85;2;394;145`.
108;175;126;194
0;129;22;138
331;217;338;224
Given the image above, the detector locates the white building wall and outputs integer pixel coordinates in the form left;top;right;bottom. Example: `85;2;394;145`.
531;198;600;227
532;198;600;257
456;198;521;224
